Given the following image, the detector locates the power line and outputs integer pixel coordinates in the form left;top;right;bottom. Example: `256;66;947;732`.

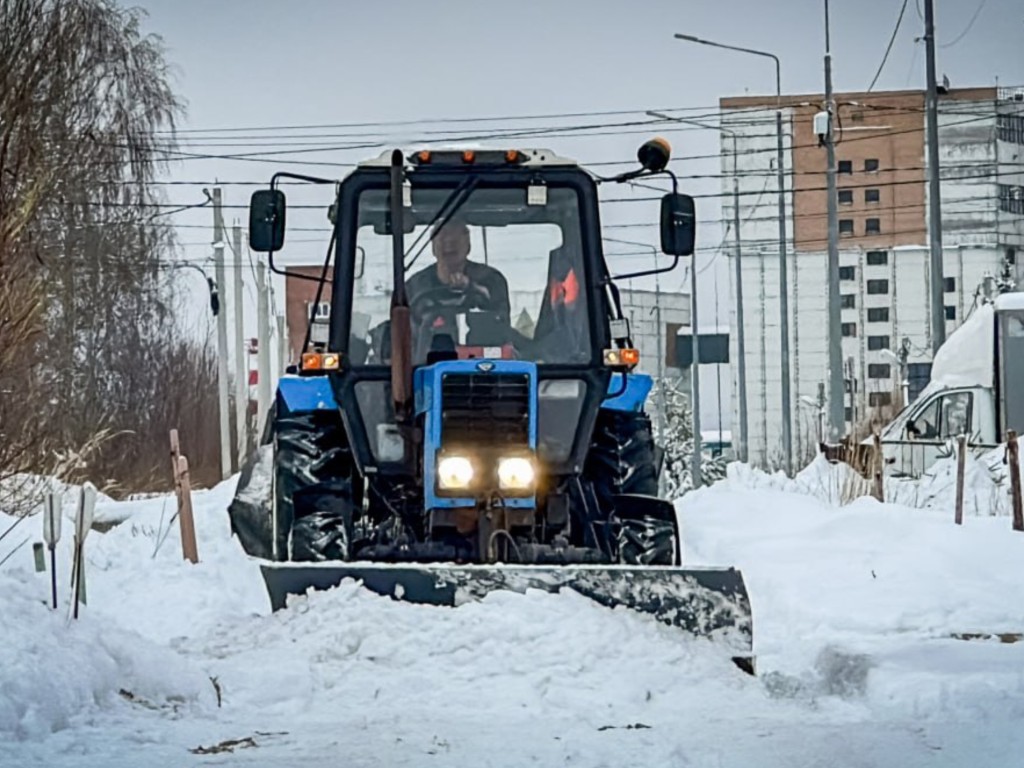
940;0;989;48
868;0;910;92
78;104;1024;172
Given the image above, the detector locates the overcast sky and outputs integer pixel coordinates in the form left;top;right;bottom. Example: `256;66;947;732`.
136;0;1023;426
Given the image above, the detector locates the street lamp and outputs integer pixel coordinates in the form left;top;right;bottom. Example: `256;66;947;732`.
673;32;792;474
171;261;219;316
647;110;748;464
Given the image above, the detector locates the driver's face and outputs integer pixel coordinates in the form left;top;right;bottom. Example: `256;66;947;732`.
431;222;470;268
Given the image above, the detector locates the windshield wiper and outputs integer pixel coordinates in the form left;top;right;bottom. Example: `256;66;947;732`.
403;175;480;272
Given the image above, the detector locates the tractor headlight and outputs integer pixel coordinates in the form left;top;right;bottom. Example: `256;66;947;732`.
437;455;474;490
497;456;535;491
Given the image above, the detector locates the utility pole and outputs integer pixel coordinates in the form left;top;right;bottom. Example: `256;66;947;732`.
211;188;231;479
775;92;793;475
824;0;845;442
732;173;748;462
276;314;287;376
924;0;946;352
690;253;702;489
256;261;272;431
232;223;247;464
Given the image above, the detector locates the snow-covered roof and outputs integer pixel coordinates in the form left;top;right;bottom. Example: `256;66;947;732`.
929;303;994;389
994;292;1024;312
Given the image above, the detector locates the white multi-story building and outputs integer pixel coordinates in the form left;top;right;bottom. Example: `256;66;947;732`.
720;86;1024;468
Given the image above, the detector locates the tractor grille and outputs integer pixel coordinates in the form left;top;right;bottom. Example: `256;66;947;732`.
440;372;530;448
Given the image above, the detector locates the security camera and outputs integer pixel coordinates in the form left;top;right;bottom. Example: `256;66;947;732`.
813;111;830;146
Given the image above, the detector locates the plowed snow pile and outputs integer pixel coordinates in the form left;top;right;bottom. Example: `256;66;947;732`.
2;466;1023;767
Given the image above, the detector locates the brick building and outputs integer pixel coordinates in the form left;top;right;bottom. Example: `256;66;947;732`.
719;86;1024;467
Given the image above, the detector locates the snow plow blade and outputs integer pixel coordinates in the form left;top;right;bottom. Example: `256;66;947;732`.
261;562;754;667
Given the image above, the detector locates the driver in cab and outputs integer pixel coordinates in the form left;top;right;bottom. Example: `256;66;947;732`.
406;219;511;354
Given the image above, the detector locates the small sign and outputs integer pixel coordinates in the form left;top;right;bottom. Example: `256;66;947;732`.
675;333;730;367
43;492;61;547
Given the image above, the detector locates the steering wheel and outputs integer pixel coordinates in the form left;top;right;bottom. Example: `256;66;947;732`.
410;283;488;321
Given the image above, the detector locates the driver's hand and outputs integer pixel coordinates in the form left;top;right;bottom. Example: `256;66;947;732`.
442;271;470;289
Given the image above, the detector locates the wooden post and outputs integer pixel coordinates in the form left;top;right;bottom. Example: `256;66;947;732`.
954;434;967;526
169;429;183;502
1008;431;1024;533
872;433;884;503
177;455;199;563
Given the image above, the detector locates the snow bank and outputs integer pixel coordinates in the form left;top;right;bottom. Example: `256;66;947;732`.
724;454;872;505
0;478;266;741
0;474;115;518
0;566;212;740
886;447;1012;516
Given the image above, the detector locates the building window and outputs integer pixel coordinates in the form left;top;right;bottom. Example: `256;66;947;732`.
868;363;892;379
945;305;956;320
944;277;956;292
997;114;1024;145
838;189;854;205
869;392;892;407
839;266;856;280
865;188;880;204
999;184;1024;215
841;294;856;309
866;250;888;265
839;219;854;236
868;335;891;351
867;307;890;322
865;218;881;235
867;279;889;295
844;407;854;423
838;160;853;174
864;158;880;172
842;322;857;337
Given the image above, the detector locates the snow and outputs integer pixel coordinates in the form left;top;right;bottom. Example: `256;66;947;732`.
3;469;1024;766
927;303;994;389
994;291;1024;311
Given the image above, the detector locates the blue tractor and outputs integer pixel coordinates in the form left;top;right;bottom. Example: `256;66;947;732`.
230;142;753;669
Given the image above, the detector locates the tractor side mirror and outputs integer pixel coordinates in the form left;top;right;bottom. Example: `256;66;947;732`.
660;193;695;256
249;189;286;252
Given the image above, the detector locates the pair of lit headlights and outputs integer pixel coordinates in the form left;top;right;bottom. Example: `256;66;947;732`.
437;455;536;492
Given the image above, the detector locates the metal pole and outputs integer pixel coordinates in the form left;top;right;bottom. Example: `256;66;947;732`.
232;223;247;464
825;0;845;442
212;188;231;480
732;170;748;462
669;35;785;469
690;254;702;488
774;85;793;474
257;261;272;432
646;111;747;462
924;0;946;352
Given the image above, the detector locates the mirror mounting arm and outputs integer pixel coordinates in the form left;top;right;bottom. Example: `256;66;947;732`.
609;254;681;283
265;171;336;281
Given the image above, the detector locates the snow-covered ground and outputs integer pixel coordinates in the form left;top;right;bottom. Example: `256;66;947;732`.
2;463;1024;767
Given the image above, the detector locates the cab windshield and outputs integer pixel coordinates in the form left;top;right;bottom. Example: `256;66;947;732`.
347;184;592;366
